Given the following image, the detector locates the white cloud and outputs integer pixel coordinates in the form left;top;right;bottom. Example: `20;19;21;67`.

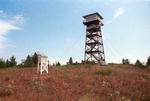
113;8;125;18
0;20;21;49
0;20;20;35
106;7;125;24
10;14;25;25
0;10;24;49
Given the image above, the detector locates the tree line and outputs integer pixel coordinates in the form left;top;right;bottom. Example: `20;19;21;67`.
0;53;74;68
0;53;150;68
0;56;17;68
0;52;38;68
122;57;150;68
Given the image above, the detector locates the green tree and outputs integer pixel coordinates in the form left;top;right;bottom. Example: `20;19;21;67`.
122;58;125;64
56;62;61;66
24;55;34;67
52;63;56;67
135;59;142;66
6;59;10;67
69;57;73;65
122;58;130;64
125;59;130;64
147;56;150;66
0;58;6;68
9;56;17;67
32;52;38;66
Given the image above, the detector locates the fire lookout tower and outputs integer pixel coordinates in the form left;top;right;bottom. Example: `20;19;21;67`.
83;12;106;65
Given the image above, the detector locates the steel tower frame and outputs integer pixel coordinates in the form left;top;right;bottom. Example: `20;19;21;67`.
83;13;106;65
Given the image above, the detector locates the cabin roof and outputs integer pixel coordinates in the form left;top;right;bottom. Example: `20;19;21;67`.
83;12;103;19
37;54;48;58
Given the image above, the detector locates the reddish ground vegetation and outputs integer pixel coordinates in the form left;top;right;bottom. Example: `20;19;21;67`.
0;64;150;101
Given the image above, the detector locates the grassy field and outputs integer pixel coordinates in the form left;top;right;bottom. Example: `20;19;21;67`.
0;64;150;101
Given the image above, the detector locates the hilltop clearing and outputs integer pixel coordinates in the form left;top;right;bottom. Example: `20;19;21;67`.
0;64;150;101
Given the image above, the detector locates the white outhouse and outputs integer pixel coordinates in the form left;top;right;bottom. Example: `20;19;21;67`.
37;54;48;74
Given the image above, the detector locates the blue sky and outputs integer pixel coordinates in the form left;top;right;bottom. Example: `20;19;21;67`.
0;0;150;64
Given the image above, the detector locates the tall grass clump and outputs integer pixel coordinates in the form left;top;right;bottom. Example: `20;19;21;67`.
94;69;112;75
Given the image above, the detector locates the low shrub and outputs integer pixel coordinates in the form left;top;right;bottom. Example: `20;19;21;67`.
95;69;112;75
0;84;16;97
31;80;44;91
46;77;54;82
79;95;99;101
141;94;150;101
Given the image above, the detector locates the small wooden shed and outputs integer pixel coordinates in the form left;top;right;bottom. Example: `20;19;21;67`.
37;54;48;74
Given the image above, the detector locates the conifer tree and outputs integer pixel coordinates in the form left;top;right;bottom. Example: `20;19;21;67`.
147;56;150;66
69;57;73;65
135;59;142;66
9;56;17;67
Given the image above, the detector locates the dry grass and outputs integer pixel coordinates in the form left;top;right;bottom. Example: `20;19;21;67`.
0;65;149;101
0;84;16;97
29;77;45;92
141;94;150;101
94;69;112;75
79;95;99;101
